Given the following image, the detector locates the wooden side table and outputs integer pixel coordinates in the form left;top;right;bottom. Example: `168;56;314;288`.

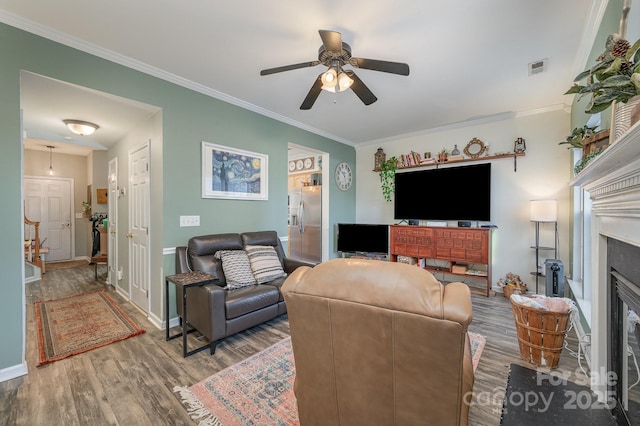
165;271;217;357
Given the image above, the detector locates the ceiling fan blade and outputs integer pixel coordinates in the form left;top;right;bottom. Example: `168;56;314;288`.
318;30;343;53
300;75;324;110
346;71;377;105
260;61;320;76
351;58;410;76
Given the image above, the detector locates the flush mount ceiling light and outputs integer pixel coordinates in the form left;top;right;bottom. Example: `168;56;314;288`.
63;119;99;136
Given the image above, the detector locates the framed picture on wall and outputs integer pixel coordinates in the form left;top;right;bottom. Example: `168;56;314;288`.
201;141;268;200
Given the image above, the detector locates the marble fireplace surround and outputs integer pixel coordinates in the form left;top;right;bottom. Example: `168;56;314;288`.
571;121;640;397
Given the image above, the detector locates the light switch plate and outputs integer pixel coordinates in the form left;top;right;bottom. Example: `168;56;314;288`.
179;215;200;227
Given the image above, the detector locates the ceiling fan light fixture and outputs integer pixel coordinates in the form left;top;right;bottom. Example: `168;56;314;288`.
320;68;337;88
321;84;336;93
337;71;353;92
63;119;99;136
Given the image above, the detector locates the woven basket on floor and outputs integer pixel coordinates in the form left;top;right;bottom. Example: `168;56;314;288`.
502;284;525;298
510;298;570;369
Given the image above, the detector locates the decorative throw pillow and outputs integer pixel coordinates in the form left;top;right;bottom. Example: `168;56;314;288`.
214;250;257;289
245;245;287;284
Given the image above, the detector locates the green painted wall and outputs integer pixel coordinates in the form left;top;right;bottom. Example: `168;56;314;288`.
569;0;625;129
0;22;355;375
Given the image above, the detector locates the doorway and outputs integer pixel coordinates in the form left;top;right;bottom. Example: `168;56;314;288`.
287;143;330;262
20;71;161;314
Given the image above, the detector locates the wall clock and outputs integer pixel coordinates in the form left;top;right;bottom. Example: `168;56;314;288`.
304;157;313;169
334;162;352;191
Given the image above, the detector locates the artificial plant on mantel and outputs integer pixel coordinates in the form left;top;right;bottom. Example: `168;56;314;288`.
558;125;598;148
379;157;398;202
565;33;640;114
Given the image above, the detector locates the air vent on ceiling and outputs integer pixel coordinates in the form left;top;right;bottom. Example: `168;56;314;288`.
528;59;547;76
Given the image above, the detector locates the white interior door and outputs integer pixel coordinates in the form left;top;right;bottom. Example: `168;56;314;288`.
24;177;72;262
107;158;118;286
128;143;150;312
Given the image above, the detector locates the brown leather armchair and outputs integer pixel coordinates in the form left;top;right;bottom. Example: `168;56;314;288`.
282;258;474;426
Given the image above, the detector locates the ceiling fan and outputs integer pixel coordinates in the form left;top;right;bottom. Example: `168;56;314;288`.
260;30;410;110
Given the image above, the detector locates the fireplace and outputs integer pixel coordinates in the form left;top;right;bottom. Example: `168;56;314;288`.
570;122;640;424
608;238;640;424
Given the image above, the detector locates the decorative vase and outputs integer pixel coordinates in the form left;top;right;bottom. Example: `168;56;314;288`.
610;95;640;143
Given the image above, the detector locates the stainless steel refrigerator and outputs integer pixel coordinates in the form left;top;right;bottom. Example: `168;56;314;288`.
288;185;321;263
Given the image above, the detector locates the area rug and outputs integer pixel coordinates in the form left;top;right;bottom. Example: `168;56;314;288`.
500;363;615;425
34;290;145;366
45;259;89;271
174;332;486;425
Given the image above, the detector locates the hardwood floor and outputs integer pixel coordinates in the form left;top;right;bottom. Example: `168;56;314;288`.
0;264;584;425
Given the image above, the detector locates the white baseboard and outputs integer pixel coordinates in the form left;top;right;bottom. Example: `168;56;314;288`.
147;311;163;330
0;361;28;383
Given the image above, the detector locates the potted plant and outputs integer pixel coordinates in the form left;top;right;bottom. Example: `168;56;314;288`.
565;34;640;114
438;148;448;162
558;125;598;148
379;157;397;202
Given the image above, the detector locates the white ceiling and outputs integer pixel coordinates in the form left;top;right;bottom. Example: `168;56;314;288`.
2;0;605;153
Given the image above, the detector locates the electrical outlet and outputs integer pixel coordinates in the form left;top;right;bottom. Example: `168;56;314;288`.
179;215;200;227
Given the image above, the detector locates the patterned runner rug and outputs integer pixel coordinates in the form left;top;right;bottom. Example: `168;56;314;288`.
45;259;89;271
174;332;486;425
34;290;145;366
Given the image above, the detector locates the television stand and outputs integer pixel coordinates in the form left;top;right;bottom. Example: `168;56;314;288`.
389;225;493;296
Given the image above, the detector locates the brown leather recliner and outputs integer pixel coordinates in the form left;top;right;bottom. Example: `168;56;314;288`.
282;258;474;426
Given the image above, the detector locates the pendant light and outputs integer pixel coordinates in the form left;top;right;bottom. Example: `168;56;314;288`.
47;145;55;175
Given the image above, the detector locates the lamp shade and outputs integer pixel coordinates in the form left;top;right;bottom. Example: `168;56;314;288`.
530;199;557;222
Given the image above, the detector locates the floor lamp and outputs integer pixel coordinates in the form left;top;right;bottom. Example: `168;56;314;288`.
530;200;557;294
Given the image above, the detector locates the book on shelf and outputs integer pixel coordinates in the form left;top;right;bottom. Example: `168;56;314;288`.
420;157;436;165
448;155;464;161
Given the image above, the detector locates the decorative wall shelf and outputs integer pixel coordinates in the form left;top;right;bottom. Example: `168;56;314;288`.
384;152;526;172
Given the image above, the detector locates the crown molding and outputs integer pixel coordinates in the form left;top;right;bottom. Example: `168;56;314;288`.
0;11;352;146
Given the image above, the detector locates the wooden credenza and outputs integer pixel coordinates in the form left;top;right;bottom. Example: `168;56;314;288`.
389;225;492;296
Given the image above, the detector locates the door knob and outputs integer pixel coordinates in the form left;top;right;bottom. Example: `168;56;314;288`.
126;233;133;238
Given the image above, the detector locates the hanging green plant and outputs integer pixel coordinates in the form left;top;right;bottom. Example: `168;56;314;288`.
379;157;398;202
574;148;605;175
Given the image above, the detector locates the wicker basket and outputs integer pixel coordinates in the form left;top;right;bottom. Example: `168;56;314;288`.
510;298;570;369
502;284;525;298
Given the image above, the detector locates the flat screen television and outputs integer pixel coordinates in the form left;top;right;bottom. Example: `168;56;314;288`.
394;163;491;221
336;223;389;254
